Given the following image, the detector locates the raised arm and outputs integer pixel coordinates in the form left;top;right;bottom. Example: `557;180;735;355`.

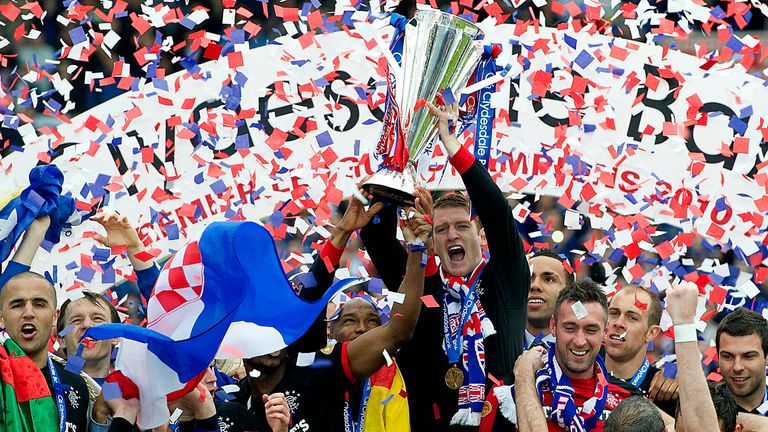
359;200;409;291
0;215;50;290
666;282;719;432
91;212;159;302
292;192;383;352
427;102;528;303
345;206;429;380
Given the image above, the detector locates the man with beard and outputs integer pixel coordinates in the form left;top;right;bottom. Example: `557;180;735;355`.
482;279;611;431
603;285;678;415
715;308;768;415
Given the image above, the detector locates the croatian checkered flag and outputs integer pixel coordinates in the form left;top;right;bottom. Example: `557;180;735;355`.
86;221;358;428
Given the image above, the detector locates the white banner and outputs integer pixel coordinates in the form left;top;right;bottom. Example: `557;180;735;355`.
2;19;767;293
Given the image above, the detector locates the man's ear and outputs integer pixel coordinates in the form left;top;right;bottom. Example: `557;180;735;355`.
735;422;745;432
549;315;556;335
646;324;661;342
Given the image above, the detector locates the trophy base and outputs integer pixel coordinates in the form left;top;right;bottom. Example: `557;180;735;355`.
362;168;417;207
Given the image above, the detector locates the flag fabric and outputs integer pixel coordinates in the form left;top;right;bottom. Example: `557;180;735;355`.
85;221;360;428
0;164;82;263
0;336;59;432
363;361;410;432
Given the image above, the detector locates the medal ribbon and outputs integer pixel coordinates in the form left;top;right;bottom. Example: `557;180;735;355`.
48;356;68;432
629;357;651;388
343;377;373;432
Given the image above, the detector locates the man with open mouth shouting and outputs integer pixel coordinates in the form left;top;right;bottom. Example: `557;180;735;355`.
361;101;530;429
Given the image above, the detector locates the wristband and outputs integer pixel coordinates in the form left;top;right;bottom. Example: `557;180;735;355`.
674;323;697;343
406;240;427;253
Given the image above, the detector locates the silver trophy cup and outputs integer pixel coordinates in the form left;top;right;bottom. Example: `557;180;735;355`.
363;10;484;206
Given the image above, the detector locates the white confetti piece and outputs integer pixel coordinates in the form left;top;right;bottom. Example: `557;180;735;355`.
169;408;183;423
296;352;316;367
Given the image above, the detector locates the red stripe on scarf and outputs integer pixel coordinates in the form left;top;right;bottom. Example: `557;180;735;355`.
0;346;52;402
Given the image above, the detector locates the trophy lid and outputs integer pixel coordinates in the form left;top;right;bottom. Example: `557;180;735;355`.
410;9;484;39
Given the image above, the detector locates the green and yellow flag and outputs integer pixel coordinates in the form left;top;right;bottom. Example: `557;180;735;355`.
0;338;58;432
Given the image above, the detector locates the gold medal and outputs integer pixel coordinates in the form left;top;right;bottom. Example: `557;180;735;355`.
445;365;464;390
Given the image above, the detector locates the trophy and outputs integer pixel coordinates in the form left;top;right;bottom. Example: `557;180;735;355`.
362;10;484;206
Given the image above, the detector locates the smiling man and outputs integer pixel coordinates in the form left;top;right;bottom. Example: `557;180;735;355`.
526;249;572;348
481;279;610;431
603;285;677;416
716;308;768;415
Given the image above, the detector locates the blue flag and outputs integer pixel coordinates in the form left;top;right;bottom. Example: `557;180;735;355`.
0;165;80;263
86;221;359;429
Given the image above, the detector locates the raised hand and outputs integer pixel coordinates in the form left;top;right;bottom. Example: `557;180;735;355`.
666;282;699;325
336;181;385;234
91;211;142;249
426;101;461;156
263;393;291;432
514;345;547;378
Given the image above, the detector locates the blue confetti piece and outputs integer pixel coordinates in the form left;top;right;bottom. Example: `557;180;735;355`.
728;115;748;136
293;272;318;289
564;34;578;49
574;50;594;69
380;394;395;405
725;36;744;53
152;78;169;92
165;223;180;240
367;278;384;294
210;179;227;195
316;131;333;147
76;266;96;283
663;362;677;379
65;355;86;374
102;382;123;401
308;358;334;369
102;269;115;284
68;26;87;45
58;324;75;338
269;211;284;227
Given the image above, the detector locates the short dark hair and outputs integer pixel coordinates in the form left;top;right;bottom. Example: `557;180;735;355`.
553;279;608;323
615;285;663;327
531;248;574;285
57;291;120;333
677;382;738;432
605;396;664;432
716;308;768;356
0;271;55;305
